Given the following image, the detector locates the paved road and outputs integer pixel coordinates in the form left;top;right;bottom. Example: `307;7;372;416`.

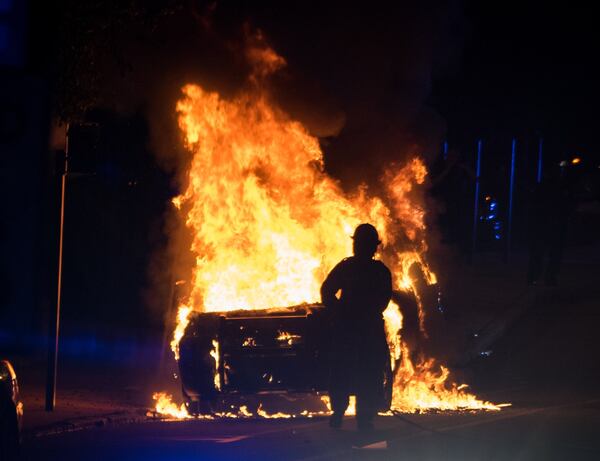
22;398;600;461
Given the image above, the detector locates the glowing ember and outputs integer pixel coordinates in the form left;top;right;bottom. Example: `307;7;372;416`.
257;404;293;419
276;330;301;346
155;42;507;419
242;337;257;347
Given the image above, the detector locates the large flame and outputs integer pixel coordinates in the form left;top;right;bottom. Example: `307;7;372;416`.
157;44;505;417
173;83;389;314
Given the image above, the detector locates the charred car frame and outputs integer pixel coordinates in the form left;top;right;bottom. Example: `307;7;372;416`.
178;304;334;414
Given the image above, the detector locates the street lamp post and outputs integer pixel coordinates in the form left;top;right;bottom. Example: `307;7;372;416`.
45;124;68;411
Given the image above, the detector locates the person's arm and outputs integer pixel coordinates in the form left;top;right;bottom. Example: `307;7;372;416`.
321;262;344;310
375;266;393;313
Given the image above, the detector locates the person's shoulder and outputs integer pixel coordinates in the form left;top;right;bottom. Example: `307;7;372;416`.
372;259;392;275
337;257;354;268
330;257;353;272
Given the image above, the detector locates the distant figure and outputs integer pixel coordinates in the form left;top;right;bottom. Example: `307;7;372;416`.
527;168;575;286
429;148;477;253
321;223;392;431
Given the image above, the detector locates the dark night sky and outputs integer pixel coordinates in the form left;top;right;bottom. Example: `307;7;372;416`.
433;2;600;156
203;1;600;161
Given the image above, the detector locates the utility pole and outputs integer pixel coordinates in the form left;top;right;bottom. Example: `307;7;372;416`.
46;124;69;411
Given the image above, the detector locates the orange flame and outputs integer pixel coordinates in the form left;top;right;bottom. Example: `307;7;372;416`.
155;44;506;418
395;344;509;412
172;83;389;317
153;392;192;419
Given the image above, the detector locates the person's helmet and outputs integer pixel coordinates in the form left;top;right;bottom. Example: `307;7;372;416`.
351;223;381;246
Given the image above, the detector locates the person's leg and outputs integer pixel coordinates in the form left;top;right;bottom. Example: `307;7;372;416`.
355;342;388;431
328;349;350;428
355;387;377;431
328;390;349;428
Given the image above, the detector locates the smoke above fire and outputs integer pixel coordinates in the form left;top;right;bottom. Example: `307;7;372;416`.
88;2;463;182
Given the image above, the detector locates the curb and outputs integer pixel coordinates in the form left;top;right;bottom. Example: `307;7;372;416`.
23;409;150;440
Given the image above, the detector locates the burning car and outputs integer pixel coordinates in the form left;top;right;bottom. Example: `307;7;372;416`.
178;303;396;415
179;304;330;414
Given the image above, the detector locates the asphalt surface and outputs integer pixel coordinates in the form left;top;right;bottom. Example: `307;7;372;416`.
21;397;600;461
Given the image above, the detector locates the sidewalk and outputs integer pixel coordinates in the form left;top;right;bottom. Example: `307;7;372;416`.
9;333;176;438
22;391;148;438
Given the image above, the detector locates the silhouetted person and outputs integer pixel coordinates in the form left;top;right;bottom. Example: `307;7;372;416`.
321;223;392;431
429;149;477;254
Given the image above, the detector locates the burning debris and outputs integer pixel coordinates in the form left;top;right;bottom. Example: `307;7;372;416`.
153;392;192;420
276;330;302;346
155;41;507;419
152;392;332;420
